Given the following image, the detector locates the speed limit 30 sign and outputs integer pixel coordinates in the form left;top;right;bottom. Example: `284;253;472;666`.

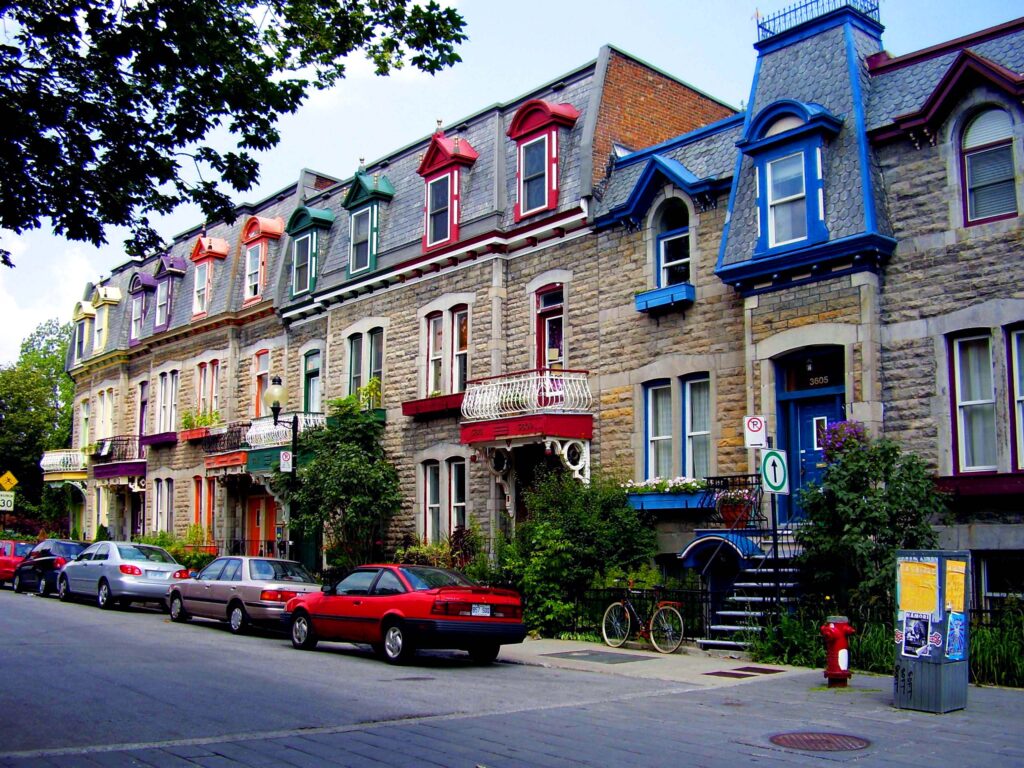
0;491;14;512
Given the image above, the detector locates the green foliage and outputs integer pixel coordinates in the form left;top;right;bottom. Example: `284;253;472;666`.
136;531;177;549
94;524;110;542
503;471;657;635
181;410;221;430
0;319;74;533
357;377;383;411
273;396;400;569
0;1;467;266
184;524;210;546
796;432;942;618
747;610;827;668
970;605;1024;687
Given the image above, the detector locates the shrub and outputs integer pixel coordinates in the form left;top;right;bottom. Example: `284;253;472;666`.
94;524;110;542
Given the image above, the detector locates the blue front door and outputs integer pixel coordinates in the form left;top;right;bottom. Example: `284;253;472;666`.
780;395;843;524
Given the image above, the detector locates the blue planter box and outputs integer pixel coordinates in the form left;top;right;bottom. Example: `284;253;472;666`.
625;491;707;511
634;283;695;313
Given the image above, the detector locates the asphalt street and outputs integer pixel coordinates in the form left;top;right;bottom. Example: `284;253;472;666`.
2;587;1022;767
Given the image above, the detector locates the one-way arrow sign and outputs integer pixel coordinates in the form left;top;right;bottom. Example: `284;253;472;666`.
761;449;789;495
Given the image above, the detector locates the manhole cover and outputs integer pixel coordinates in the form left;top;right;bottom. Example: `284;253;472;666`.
543;650;653;664
770;733;870;752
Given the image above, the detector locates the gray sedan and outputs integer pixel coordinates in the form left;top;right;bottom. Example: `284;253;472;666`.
168;556;320;634
58;541;184;609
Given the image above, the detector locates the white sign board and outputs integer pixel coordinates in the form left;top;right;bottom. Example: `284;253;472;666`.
744;415;767;448
0;491;13;512
761;449;789;495
280;450;293;473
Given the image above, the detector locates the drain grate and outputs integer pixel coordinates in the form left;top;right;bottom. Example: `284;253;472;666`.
542;650;653;664
770;733;870;752
733;666;784;674
704;670;755;678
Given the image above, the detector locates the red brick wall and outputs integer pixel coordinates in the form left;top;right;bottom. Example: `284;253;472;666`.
593;52;736;186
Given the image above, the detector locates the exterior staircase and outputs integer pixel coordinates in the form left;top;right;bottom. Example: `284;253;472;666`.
697;528;802;652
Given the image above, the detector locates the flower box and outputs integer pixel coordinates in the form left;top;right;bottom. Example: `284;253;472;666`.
401;392;465;419
625;491;707;511
139;431;178;447
179;427;210;442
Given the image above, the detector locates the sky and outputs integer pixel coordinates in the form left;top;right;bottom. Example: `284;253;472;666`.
0;0;1018;366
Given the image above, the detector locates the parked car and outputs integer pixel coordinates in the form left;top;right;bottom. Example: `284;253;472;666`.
167;556;320;634
12;539;87;595
283;564;526;664
0;540;35;588
57;541;184;609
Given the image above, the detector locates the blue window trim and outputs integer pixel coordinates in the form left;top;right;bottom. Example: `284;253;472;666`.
752;137;829;258
643;380;671;480
656;226;690;289
681;373;710;479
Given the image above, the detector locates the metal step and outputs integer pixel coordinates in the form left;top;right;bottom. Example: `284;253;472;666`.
709;624;762;633
733;581;799;589
743;567;799;574
696;638;749;649
727;595;797;603
716;610;764;619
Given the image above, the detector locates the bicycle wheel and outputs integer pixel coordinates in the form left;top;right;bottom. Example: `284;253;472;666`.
602;602;631;648
649;605;684;653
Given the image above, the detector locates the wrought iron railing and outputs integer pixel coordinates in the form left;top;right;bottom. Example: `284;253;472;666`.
757;0;879;40
91;435;143;464
40;449;88;473
215;539;292;558
203;421;251;454
698;474;766;528
460;368;593;421
244;412;325;448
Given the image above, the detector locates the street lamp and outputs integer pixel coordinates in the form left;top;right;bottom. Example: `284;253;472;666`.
261;375;298;482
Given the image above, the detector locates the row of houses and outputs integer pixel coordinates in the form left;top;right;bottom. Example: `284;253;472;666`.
44;1;1024;612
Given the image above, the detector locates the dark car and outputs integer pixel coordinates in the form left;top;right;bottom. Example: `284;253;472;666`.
13;539;88;596
283;564;526;664
0;540;34;588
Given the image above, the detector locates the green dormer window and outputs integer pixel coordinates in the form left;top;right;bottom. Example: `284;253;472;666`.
342;168;393;278
286;206;334;297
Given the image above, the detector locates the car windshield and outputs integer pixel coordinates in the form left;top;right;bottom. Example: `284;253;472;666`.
15;542;32;556
116;544;177;564
249;559;316;583
399;566;476;591
55;541;86;557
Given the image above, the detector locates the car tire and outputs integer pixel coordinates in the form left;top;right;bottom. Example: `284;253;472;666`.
58;576;71;602
468;643;500;664
37;572;50;597
290;611;318;650
228;602;250;635
169;593;190;623
97;580;114;610
382;621;415;665
12;572;24;593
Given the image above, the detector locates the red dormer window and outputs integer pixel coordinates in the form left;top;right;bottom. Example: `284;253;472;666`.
417;128;478;252
241;216;284;304
189;236;229;319
507;99;580;222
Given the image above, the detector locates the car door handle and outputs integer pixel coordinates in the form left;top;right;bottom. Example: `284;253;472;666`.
353;600;362;606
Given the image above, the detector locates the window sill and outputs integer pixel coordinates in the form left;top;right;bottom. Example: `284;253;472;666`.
625;491;708;511
242;296;263;308
635;283;695;313
401;392;465;419
936;473;1024;496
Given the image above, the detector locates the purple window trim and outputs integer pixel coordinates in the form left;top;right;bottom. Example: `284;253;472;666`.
1007;325;1024;473
960;138;1018;228
153;279;173;333
139;431;178;447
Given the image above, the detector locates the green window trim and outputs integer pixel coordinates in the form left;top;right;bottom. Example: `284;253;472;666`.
348;204;378;278
290;230;318;297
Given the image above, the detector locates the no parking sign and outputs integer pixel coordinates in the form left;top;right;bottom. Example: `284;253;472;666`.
744;415;767;448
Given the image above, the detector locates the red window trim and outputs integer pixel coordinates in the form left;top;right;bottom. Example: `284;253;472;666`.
422;169;460;251
535;284;565;370
514;127;559;221
507;99;579;223
960;137;1018;227
450;304;469;394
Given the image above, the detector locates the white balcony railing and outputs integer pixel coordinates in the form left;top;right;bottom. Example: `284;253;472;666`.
244;412;326;449
461;368;593;422
40;449;88;473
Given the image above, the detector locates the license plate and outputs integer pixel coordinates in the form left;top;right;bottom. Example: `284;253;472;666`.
471;604;491;617
146;571;167;579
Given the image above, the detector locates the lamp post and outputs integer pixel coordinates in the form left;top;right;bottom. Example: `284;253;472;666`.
262;375;298;558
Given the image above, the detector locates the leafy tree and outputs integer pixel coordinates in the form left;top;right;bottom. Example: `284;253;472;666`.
0;0;467;266
509;472;657;635
0;319;74;532
796;424;943;618
273;396;401;570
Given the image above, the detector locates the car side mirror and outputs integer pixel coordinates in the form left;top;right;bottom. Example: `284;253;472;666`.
321;584;334;595
189;571;198;579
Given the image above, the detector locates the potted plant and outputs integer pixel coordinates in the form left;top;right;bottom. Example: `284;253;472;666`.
715;487;756;528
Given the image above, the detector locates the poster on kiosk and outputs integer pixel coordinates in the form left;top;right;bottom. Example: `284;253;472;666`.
894;550;971;713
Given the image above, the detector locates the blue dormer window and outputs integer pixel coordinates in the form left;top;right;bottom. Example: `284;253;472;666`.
657;200;691;287
737;100;841;259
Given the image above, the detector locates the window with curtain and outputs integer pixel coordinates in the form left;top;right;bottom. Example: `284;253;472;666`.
1013;330;1024;470
685;377;710;478
953;335;997;471
449;458;467;530
348;334;363;396
424;461;441;543
646;383;672;479
305;350;322;412
768;152;807;246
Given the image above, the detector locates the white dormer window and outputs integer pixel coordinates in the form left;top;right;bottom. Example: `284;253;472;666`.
193;262;209;315
767;152;807;247
155;281;169;327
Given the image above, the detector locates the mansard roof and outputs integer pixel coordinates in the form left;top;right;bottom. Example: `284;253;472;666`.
865;19;1024;137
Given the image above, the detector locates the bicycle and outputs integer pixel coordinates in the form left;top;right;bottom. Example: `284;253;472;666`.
601;580;685;653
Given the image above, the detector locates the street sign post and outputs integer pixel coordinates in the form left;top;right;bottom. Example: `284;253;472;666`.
280;450;293;474
761;449;789;495
744;415;767;448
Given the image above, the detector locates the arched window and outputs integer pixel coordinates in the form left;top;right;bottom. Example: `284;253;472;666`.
655;199;690;288
962;108;1017;224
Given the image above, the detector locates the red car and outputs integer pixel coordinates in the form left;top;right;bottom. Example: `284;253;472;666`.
283;564;526;664
0;540;34;588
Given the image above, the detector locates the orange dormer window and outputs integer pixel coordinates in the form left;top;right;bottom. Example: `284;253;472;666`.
507;99;579;221
188;236;228;319
417;128;479;251
241;216;284;304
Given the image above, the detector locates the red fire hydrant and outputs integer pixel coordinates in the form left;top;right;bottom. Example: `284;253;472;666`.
820;615;856;687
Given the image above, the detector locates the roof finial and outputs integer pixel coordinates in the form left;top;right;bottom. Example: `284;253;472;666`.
359;156;365;171
453;136;460;151
373;173;379;187
436;119;443;132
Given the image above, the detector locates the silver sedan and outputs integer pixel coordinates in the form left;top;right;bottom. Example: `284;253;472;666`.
58;541;184;609
167;556;320;634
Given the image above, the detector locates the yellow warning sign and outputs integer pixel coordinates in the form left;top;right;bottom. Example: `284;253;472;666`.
0;471;17;491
